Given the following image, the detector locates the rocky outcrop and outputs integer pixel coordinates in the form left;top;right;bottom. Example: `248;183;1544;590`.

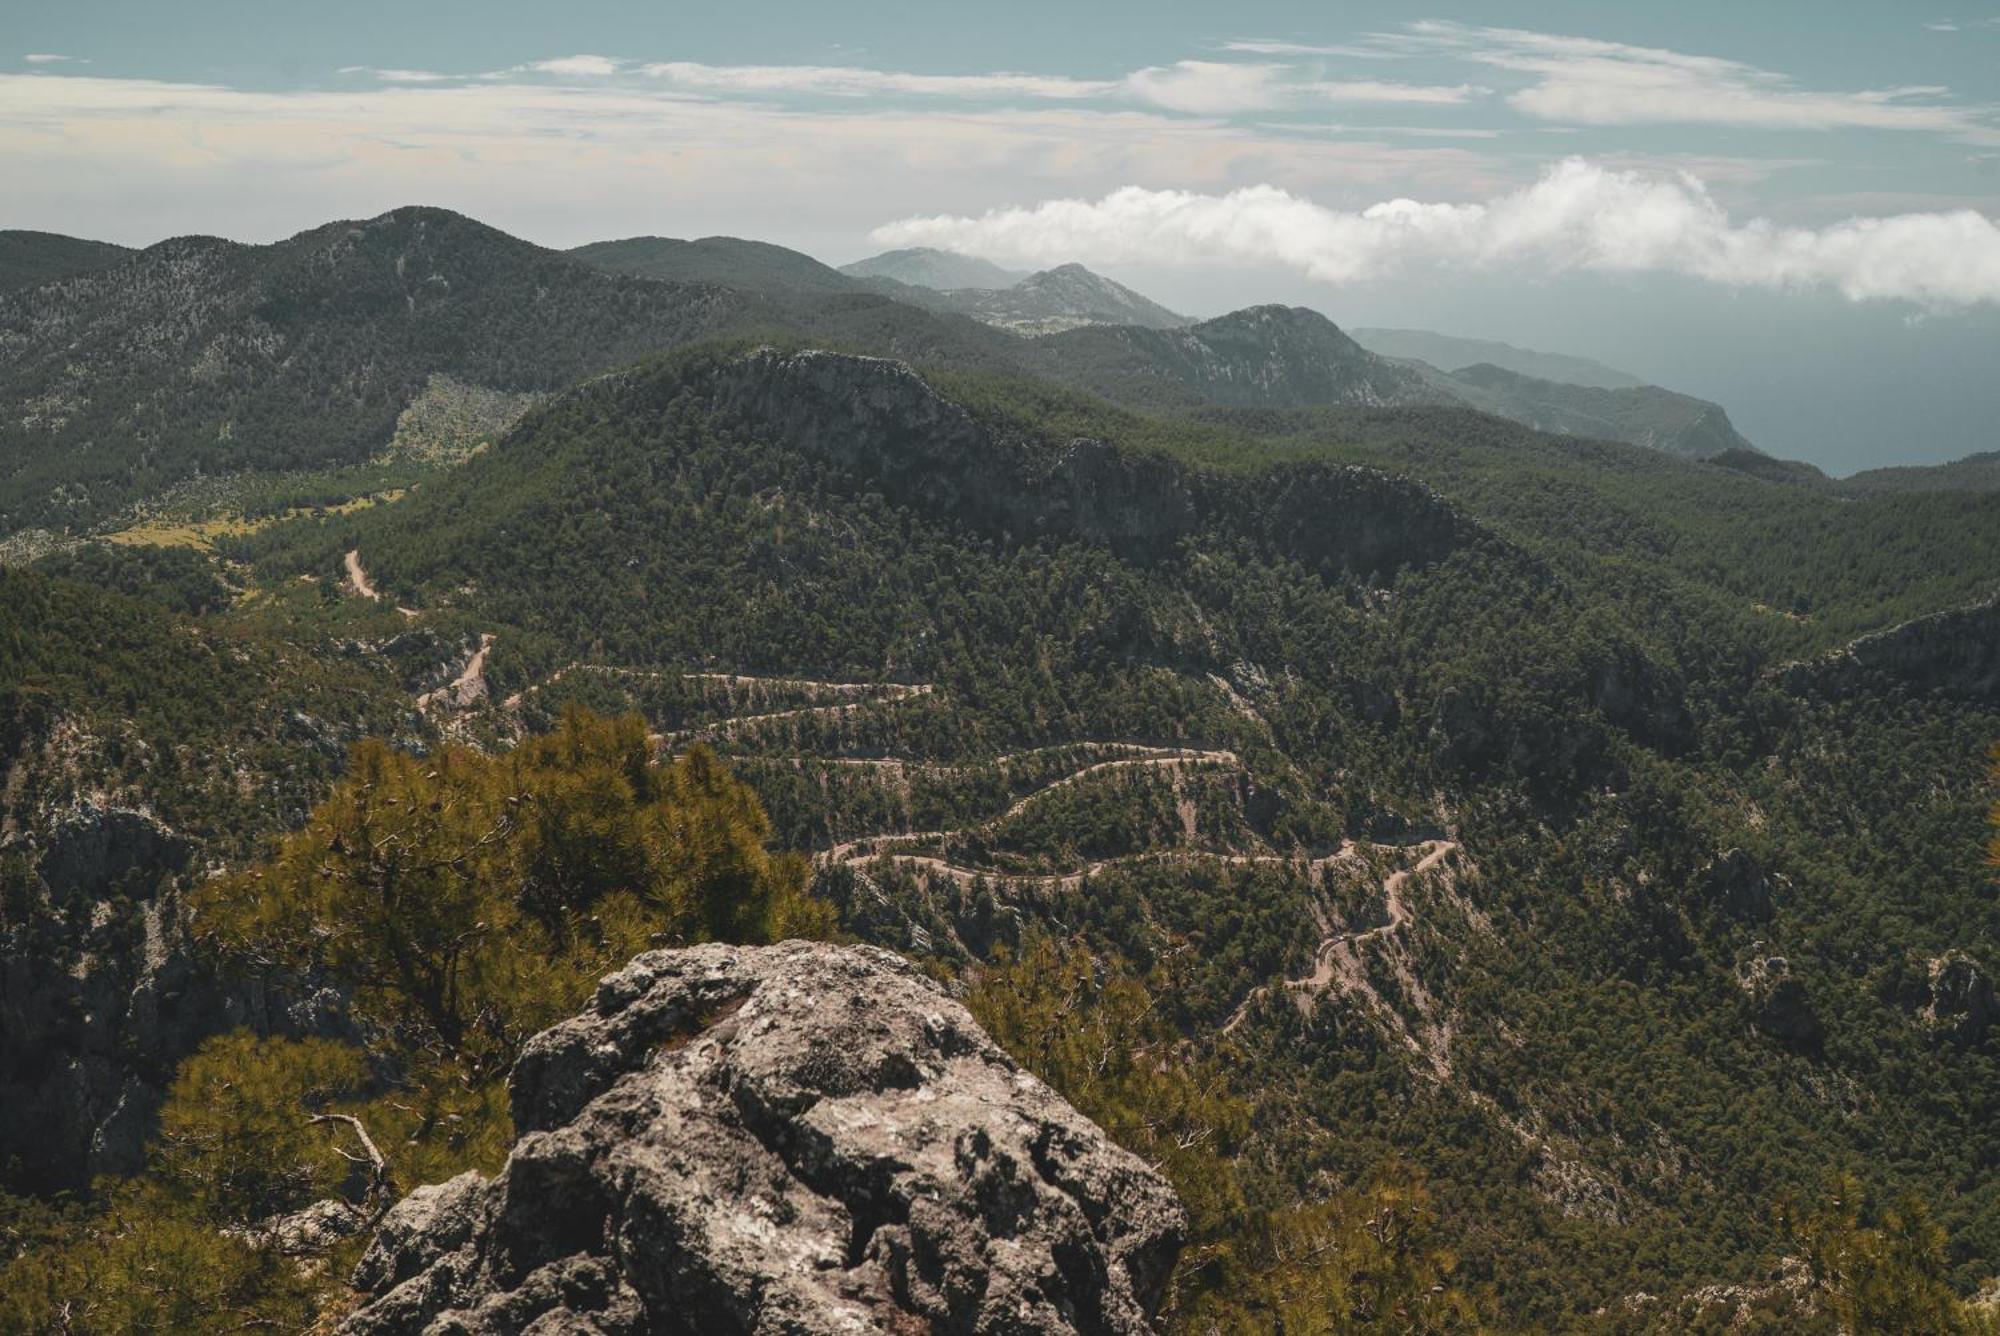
34;801;192;904
1781;597;2000;703
1739;956;1822;1051
0;800;351;1191
1924;951;1997;1046
343;941;1186;1335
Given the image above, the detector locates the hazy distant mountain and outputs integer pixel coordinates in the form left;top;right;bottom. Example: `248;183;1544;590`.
567;235;858;295
839;247;1027;290
933;263;1187;336
0;230;133;293
1351;326;1645;390
1036;304;1442;409
1840;449;2000;494
1445;363;1757;460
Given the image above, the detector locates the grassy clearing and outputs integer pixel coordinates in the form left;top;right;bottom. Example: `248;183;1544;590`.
105;491;406;551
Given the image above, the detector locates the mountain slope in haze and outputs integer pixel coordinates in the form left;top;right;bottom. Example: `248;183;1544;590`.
839;246;1027;290
1351;325;1646;390
1034;304;1446;409
567;234;860;295
1029;304;1762;462
0;230;133;293
1446;361;1758;459
1841;449;2000;495
930;263;1188;335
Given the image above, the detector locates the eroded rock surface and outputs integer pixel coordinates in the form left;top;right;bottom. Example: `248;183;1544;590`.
344;941;1186;1335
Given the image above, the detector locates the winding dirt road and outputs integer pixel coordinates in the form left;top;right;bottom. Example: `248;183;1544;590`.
419;633;495;711
344;550;380;601
1219;839;1457;1035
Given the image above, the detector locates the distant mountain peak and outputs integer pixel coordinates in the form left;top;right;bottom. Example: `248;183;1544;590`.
839;247;1027;291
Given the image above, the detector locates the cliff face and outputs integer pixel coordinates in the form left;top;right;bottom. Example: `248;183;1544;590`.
1783;597;2000;702
343;941;1186;1335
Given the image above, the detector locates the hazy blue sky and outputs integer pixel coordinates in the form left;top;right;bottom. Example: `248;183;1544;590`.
8;1;2000;472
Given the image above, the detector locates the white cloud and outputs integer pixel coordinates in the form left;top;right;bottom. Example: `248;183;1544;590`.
1119;61;1290;113
640;60;1116;100
1389;21;2000;143
638;57;1473;117
1222;40;1390;59
531;54;623;77
1310;81;1483;106
872;158;2000;307
23;54;77;65
0;71;1505;248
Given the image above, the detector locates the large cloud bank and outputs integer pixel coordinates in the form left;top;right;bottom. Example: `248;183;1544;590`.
873;158;2000;307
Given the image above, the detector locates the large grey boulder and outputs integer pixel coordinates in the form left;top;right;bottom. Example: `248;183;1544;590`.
343;941;1186;1335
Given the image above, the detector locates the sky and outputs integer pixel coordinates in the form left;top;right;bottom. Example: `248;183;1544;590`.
6;0;2000;473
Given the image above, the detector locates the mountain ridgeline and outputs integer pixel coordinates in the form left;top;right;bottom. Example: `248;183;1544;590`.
1;206;1831;542
0;230;133;294
2;205;2000;1331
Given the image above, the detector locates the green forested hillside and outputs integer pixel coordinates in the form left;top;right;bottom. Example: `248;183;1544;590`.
567;234;862;294
3;210;1998;1330
0;230;131;292
207;345;2000;1324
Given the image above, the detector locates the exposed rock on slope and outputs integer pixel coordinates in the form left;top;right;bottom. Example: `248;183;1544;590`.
343;941;1186;1335
1782;596;2000;702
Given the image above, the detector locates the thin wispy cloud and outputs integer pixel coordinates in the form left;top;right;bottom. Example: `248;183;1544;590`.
23;54;80;65
640;61;1115;100
339;66;452;84
1222;40;1389;59
1311;81;1484;106
1382;21;2000;143
874;158;2000;308
532;55;623;77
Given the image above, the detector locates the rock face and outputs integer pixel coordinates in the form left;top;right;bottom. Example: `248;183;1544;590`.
1783;597;2000;703
1;798;353;1192
343;941;1186;1335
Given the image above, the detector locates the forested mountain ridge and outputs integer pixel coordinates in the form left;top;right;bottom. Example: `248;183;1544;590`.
3;318;1999;1327
1037;303;1449;409
207;344;1999;1324
565;233;862;295
0;230;132;293
2;205;1809;556
1842;448;2000;495
0;207;768;534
